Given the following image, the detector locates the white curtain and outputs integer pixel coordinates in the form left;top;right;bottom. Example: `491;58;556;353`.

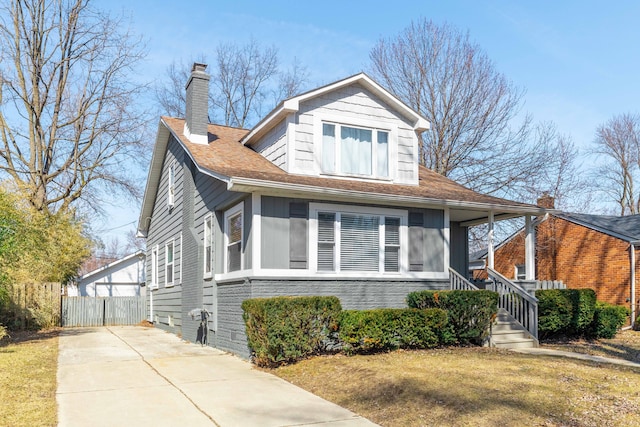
322;124;336;173
341;127;371;175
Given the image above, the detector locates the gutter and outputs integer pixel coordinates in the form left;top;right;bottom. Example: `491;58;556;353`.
632;244;637;328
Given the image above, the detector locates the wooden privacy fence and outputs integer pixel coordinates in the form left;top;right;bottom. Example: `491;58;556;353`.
61;296;145;327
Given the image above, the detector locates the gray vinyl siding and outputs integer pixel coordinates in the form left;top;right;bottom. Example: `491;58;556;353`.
145;136;185;335
179;158;202;343
254;118;287;169
450;222;469;276
295;83;417;183
216;278;449;358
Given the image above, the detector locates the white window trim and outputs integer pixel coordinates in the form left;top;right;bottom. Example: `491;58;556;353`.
204;213;214;279
313;112;398;181
165;239;175;287
309;203;408;276
167;161;175;209
150;245;159;290
224;202;244;274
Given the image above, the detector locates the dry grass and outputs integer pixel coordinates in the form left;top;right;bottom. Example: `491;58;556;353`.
0;329;59;427
274;346;640;427
543;329;640;363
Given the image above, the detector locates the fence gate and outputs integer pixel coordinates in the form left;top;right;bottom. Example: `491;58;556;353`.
61;296;145;327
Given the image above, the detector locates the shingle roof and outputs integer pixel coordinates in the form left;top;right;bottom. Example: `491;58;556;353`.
163;117;538;210
556;212;640;242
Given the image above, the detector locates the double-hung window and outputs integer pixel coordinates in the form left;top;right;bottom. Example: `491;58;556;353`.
165;241;174;286
204;214;213;277
225;203;243;273
313;204;405;273
322;123;389;178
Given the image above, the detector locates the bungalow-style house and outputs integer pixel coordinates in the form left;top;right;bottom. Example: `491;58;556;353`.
69;251;146;297
491;195;639;327
137;64;548;356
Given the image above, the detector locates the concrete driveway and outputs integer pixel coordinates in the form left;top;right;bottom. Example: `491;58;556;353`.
57;326;376;427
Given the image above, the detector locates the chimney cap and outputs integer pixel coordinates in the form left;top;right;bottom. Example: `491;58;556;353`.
192;63;207;72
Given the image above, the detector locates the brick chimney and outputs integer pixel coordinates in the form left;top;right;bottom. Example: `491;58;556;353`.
184;63;210;145
537;192;555;209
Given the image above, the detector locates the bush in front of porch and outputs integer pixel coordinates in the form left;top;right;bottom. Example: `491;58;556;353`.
406;290;499;345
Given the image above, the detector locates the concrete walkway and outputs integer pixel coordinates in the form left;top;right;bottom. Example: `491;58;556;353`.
57;326;377;427
512;347;640;369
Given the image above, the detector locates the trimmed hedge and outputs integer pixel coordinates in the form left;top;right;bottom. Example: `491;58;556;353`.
537;289;596;338
339;308;452;354
591;302;629;339
406;290;498;345
242;296;341;367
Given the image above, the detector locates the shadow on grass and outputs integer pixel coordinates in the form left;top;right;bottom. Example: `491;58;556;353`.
0;328;60;347
543;332;640;363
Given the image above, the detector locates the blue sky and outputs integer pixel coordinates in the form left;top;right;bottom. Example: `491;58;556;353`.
96;0;640;244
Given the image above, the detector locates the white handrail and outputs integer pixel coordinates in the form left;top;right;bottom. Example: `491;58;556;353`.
487;267;538;341
448;267;479;291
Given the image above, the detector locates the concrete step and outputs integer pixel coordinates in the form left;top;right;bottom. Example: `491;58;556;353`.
491;336;537;349
491;329;529;340
492;321;528;333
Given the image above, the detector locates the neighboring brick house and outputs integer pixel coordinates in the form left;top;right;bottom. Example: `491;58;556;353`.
492;196;639;326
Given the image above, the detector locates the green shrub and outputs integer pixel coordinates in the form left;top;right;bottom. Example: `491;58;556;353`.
242;296;341;367
537;289;596;338
590;302;628;339
338;308;451;354
406;290;498;345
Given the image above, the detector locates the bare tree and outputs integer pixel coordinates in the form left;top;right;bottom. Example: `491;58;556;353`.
0;0;149;214
155;41;309;129
592;113;640;215
369;19;563;199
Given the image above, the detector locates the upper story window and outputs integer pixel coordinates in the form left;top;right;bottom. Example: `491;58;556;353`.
167;161;175;208
225;203;243;273
322;123;389;178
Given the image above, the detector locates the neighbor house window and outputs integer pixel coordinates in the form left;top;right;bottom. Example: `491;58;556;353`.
204;214;213;276
167;161;175;208
225;203;243;273
515;264;526;280
165;241;174;286
322;123;389;178
151;245;159;288
313;204;405;273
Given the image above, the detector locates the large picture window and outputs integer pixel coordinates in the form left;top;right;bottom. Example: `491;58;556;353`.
312;204;405;273
322;123;389;178
225;203;243;273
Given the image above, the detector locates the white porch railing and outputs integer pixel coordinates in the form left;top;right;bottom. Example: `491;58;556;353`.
487;267;538;341
449;267;479;291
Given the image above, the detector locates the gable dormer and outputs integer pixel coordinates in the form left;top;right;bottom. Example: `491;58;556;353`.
242;73;429;186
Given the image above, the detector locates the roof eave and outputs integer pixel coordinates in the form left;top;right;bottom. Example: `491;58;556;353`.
241;73;430;146
227;176;545;214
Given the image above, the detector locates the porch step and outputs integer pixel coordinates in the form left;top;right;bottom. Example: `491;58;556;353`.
490;309;537;349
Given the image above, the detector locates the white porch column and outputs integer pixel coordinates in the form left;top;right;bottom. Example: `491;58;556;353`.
525;214;536;280
487;211;494;269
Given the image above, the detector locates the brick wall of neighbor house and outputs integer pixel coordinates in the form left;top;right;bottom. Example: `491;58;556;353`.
494;216;640;311
216;279;450;358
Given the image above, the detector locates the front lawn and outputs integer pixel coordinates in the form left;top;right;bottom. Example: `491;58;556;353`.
0;330;59;427
274;346;640;426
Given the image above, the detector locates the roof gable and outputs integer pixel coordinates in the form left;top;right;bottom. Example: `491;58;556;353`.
241;73;429;146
